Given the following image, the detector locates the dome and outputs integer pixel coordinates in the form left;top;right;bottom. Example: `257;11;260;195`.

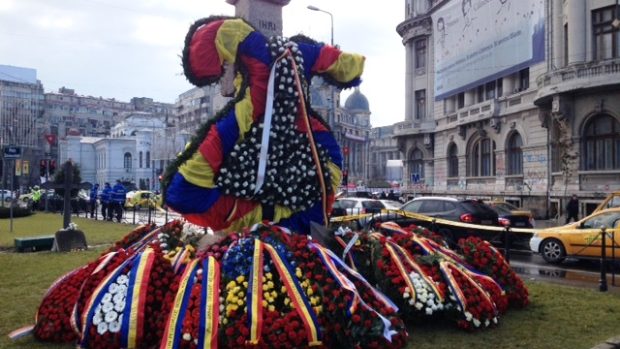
344;87;369;112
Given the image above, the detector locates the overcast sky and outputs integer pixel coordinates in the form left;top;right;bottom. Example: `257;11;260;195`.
0;0;405;127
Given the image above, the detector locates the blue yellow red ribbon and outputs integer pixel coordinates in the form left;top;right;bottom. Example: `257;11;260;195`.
388;241;445;303
247;239;264;345
263;242;322;346
80;255;136;348
121;247;156;348
160;258;201;349
198;256;220;349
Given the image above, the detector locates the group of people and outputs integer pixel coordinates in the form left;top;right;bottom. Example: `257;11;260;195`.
88;180;126;222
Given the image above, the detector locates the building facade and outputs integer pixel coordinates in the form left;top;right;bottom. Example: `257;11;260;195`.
369;125;402;184
397;0;620;218
0;64;44;191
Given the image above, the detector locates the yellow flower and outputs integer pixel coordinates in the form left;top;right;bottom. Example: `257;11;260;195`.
262;300;268;307
236;275;245;284
237;299;244;306
226;281;237;290
268;305;275;312
265;272;273;280
295;268;302;278
306;288;314;296
243;281;249;288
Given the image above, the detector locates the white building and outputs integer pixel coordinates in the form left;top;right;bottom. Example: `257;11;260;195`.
59;113;189;190
396;0;620;218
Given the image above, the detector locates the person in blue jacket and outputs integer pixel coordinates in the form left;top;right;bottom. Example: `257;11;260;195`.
89;183;99;218
110;180;127;222
100;182;112;220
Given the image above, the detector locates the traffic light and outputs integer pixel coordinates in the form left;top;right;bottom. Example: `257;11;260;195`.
343;169;348;186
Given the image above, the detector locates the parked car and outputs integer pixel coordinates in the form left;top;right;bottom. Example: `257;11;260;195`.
330;198;386;217
379;200;402;210
485;201;535;228
530;207;620;264
125;190;160;209
362;197;501;246
0;189;14;203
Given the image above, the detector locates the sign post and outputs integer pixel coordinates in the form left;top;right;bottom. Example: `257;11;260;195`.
4;146;21;233
411;173;420;199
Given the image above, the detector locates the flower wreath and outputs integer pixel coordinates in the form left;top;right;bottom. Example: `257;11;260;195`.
162;16;365;233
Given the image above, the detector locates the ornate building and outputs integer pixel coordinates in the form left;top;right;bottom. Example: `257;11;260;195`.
396;0;620;218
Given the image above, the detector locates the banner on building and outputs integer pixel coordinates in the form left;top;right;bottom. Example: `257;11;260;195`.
432;0;545;100
15;159;22;176
23;160;30;175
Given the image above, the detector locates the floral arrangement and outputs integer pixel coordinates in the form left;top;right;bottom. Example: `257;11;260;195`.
337;223;528;331
34;260;101;342
104;223;157;254
77;246;176;349
458;237;529;308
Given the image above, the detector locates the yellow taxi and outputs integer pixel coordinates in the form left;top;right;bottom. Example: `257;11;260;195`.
529;207;620;264
124;190;160;209
592;191;620;213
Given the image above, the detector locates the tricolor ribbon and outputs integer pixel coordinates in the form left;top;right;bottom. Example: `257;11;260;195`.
171;247;191;274
247;239;265;345
308;242;398;342
254;58;279;195
384;242;417;303
80;255;136;348
263;242;322;346
197;256;220;349
160;258;201;349
388;241;445;302
439;260;498;316
121;247;156;348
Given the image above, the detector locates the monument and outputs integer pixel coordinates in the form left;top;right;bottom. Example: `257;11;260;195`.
225;0;291;37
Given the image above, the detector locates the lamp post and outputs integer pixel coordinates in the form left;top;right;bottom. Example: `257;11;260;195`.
307;5;336;129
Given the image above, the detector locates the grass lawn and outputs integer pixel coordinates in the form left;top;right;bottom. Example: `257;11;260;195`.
1;216;620;349
0;212;138;248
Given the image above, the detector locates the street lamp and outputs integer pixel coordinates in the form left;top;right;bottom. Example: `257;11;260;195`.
307;5;336;129
306;5;333;46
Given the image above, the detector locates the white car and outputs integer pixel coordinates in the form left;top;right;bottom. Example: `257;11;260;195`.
380;200;402;210
331;197;386;216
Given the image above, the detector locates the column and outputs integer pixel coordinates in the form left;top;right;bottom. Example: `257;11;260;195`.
464;90;474;107
567;0;586;64
405;41;414;121
503;75;514;95
551;0;564;69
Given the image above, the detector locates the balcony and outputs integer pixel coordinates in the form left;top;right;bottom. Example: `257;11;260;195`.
394;120;435;136
535;58;620;105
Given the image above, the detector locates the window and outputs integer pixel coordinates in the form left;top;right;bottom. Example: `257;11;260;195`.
124;152;132;169
415;90;426;119
415;39;426;70
477;85;485;103
518;68;529;91
468;138;496;177
447;143;459;178
593;6;620;60
506;132;523;175
564;24;569;66
457;92;465;109
410;148;425;180
146;151;151;168
583;114;620;170
139;151;143;168
497;78;503;97
485;81;496;100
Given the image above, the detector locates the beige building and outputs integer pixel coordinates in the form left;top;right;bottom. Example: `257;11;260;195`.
396;0;620;218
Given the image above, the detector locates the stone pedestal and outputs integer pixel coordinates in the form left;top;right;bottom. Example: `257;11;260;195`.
226;0;291;37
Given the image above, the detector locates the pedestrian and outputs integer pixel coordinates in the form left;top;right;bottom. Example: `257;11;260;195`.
100;182;112;220
89;183;99;218
31;185;42;211
111;180;127;222
566;194;579;224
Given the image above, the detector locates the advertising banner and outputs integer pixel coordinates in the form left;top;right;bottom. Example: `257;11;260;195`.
432;0;545;100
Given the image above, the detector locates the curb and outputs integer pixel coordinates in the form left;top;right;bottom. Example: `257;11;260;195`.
591;336;620;349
